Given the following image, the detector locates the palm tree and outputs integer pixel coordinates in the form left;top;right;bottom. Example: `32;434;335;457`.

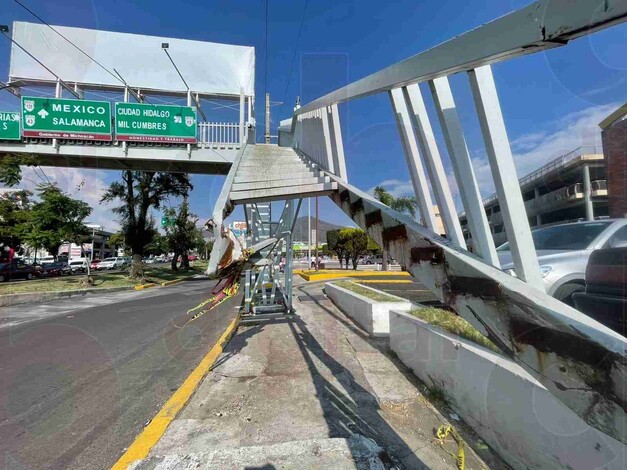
372;186;417;270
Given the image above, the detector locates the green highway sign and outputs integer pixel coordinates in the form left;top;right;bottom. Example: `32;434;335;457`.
21;97;112;141
0;112;20;140
115;103;197;143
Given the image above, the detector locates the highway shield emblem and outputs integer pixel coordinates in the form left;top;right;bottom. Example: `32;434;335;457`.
185;116;195;127
25;115;35;127
24;100;35;112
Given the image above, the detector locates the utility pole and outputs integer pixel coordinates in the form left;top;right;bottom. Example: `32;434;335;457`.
265;93;270;144
307;198;311;268
315;197;319;271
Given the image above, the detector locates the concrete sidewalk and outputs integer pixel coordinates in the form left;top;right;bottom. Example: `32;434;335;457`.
132;279;504;469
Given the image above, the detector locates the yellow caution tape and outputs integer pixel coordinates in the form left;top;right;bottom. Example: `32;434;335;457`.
436;424;465;470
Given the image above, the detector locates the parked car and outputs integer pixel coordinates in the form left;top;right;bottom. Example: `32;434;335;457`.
69;259;88;273
90;259;103;270
573;247;627;336
497;219;627;305
41;262;71;277
360;255;398;265
0;259;40;282
98;257;127;270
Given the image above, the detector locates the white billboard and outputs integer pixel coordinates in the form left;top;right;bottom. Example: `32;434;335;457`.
9;22;255;97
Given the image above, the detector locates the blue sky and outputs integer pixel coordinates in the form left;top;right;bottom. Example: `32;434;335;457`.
1;0;626;232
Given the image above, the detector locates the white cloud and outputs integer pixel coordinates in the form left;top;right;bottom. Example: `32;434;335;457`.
372;103;617;209
16;167;120;232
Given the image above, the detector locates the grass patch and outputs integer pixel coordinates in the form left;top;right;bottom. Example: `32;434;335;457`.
0;273;135;295
0;261;208;295
333;280;403;302
424;385;447;404
410;307;500;353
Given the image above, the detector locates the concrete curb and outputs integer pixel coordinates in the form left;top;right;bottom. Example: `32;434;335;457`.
388;309;625;469
161;278;184;287
134;283;157;290
299;270;410;282
0;285;135;307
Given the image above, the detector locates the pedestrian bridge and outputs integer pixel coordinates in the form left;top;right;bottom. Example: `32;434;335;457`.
1;0;626;448
206;0;627;447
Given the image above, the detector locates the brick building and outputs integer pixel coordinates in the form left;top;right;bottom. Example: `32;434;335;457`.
600;103;627;218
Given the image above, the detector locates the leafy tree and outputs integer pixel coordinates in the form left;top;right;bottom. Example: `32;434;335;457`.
372;186;417;270
367;237;381;254
326;229;346;269
0;189;31;249
339;228;368;270
21;184;91;260
164;198;199;271
0;155;37;187
145;233;167;256
109;232;128;254
194;233;212;260
101;171;192;278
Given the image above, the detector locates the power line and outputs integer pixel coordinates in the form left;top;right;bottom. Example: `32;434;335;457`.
282;0;309;106
0;30;80;99
12;0;124;86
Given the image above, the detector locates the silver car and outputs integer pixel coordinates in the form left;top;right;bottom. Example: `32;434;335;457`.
497;219;627;305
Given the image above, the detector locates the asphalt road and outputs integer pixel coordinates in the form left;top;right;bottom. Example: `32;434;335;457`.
0;278;241;469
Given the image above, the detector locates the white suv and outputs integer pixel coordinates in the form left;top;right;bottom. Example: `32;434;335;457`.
98;257;127;270
69;259;88;273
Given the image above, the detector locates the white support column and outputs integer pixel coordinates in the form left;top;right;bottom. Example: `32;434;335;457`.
239;87;245;146
403;84;466;247
468;65;543;290
52;79;62;149
321;106;336;173
186;89;192;157
123;86;129;155
429;77;499;266
583;165;594;220
389;88;437;230
330;103;348;182
73;83;84;99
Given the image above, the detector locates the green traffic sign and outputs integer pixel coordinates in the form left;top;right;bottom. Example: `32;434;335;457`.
115;103;197;143
0;112;20;140
21;97;112;141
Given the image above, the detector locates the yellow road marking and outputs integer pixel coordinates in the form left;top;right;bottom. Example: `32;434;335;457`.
299;270;410;281
111;313;241;469
356;280;413;284
134;283;157;290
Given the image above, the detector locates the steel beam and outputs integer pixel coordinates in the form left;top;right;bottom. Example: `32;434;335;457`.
583;164;594;220
321;107;336;173
429;76;499;266
312;160;627;444
294;0;627;116
389;88;437;230
468;65;543;290
403;84;465;247
330;104;348;181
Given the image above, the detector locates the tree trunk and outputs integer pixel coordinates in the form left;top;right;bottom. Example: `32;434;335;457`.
182;252;190;270
130;252;144;279
382;245;389;272
344;255;350;269
352;256;358;270
171;251;179;271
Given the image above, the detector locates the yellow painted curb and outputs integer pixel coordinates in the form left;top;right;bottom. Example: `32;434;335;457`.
111;313;241;469
134;283;157;290
299;270;410;282
355;279;413;284
161;278;184;287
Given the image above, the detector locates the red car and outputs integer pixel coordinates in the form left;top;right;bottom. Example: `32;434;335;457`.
90;259;103;270
0;259;40;282
187;254;198;261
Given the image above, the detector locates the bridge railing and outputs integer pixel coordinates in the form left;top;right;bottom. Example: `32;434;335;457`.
198;122;242;148
282;0;627;444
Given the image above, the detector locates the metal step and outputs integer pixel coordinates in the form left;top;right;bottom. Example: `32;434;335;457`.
232;176;332;191
230;181;338;204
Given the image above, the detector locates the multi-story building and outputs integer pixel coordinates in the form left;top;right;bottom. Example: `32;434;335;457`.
59;225;117;260
459;146;608;247
600;103;627;218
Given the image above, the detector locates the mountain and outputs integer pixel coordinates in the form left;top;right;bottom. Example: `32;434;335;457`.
292;217;342;243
